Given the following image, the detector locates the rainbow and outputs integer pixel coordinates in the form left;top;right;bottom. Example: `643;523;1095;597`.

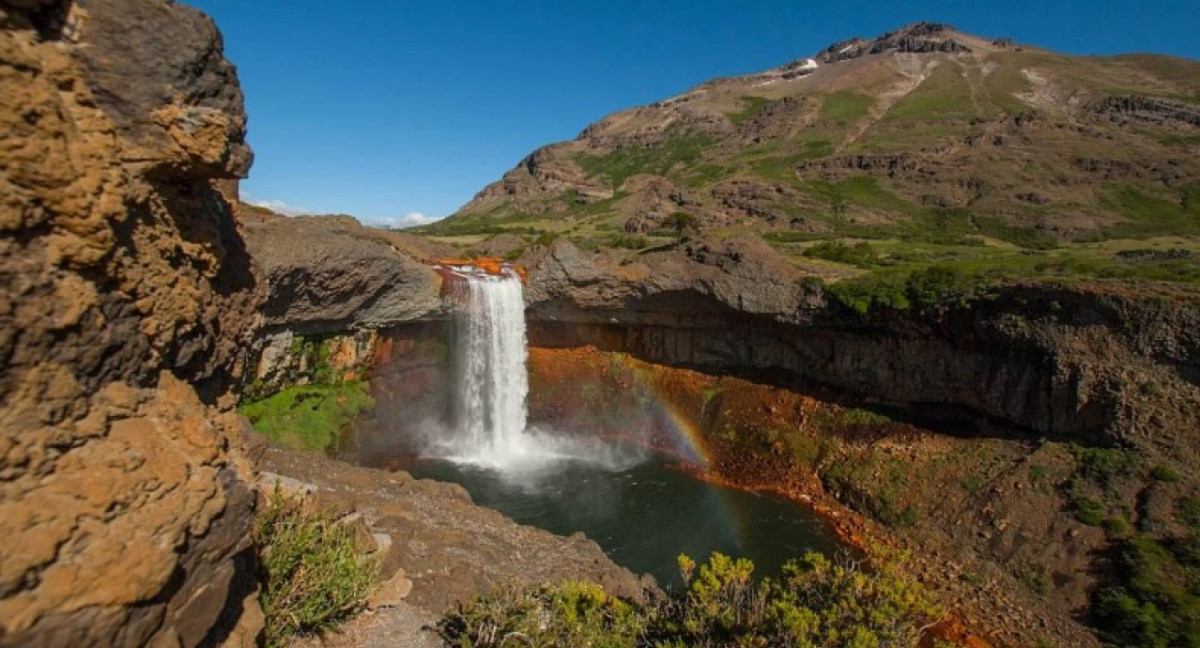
615;362;715;470
648;396;712;469
634;376;762;559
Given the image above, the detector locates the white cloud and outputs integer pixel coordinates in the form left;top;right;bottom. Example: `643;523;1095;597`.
244;196;318;217
364;211;443;229
242;192;441;229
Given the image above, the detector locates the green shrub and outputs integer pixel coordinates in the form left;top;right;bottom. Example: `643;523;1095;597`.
904;265;980;308
1141;380;1164;397
257;489;378;648
963;474;983;494
440;552;942;648
1090;535;1200;648
660;212;700;242
1152;465;1182;483
605;233;650;250
828;271;911;314
1177;496;1200;531
802;240;880;267
1074;496;1107;526
1070;444;1140;491
677;551;941;647
439;580;647;648
839;407;892;426
1104;517;1131;535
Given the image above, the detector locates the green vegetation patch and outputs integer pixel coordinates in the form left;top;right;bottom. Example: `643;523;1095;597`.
727;95;771;126
823;450;921;527
257;488;378;648
573;130;714;189
240;382;374;453
440;551;941;648
1062;443;1141;529
802;240;880;268
820;90;874;122
975;216;1060;250
827;264;993;314
558;189;631;220
804;176;919;218
1091;534;1200;648
1102;183;1200;239
885;64;978;123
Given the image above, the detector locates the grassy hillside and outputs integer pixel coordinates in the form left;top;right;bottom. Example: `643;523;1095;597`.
414;23;1200;290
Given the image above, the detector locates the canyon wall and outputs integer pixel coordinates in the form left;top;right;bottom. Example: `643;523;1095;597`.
240;222;1199;465
1;1;262;645
523;240;1200;461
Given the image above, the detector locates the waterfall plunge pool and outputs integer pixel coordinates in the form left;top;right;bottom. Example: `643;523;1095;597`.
406;445;845;591
398;264;846;590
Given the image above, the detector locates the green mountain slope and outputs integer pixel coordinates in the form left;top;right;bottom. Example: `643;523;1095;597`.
421;23;1200;278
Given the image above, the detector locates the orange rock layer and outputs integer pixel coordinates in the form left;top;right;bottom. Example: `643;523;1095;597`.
434;258;527;280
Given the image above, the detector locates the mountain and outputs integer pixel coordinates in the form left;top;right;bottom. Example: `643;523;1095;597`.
426;23;1200;257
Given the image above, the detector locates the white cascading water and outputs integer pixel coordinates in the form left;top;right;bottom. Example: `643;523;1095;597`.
429;263;642;477
454;268;529;454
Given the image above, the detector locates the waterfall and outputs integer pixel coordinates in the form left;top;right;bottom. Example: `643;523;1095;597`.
454;268;529;452
429;262;641;476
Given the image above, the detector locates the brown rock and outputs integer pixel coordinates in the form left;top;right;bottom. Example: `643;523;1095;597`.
240;214;447;333
1;1;262;646
368;569;414;610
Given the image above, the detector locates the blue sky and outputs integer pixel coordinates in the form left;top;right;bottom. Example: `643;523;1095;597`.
188;1;1200;227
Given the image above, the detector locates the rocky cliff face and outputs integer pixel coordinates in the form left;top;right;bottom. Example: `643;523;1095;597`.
234;210;458;398
524;239;1200;462
240;212;452;335
1;1;262;645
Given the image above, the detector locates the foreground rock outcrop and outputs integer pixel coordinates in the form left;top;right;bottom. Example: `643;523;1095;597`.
260;448;646;613
1;1;261;645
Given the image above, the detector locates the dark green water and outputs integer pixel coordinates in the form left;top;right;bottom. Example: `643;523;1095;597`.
408;447;845;590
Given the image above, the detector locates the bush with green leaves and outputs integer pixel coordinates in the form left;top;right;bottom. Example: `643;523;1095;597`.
440;551;942;648
802;240;880;268
256;488;378;648
903;265;982;308
661;212;700;242
1091;534;1200;648
439;580;647;648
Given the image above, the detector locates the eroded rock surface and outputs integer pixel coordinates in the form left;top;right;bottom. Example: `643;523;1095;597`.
525;235;828;325
1;1;261;645
240;212;450;334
